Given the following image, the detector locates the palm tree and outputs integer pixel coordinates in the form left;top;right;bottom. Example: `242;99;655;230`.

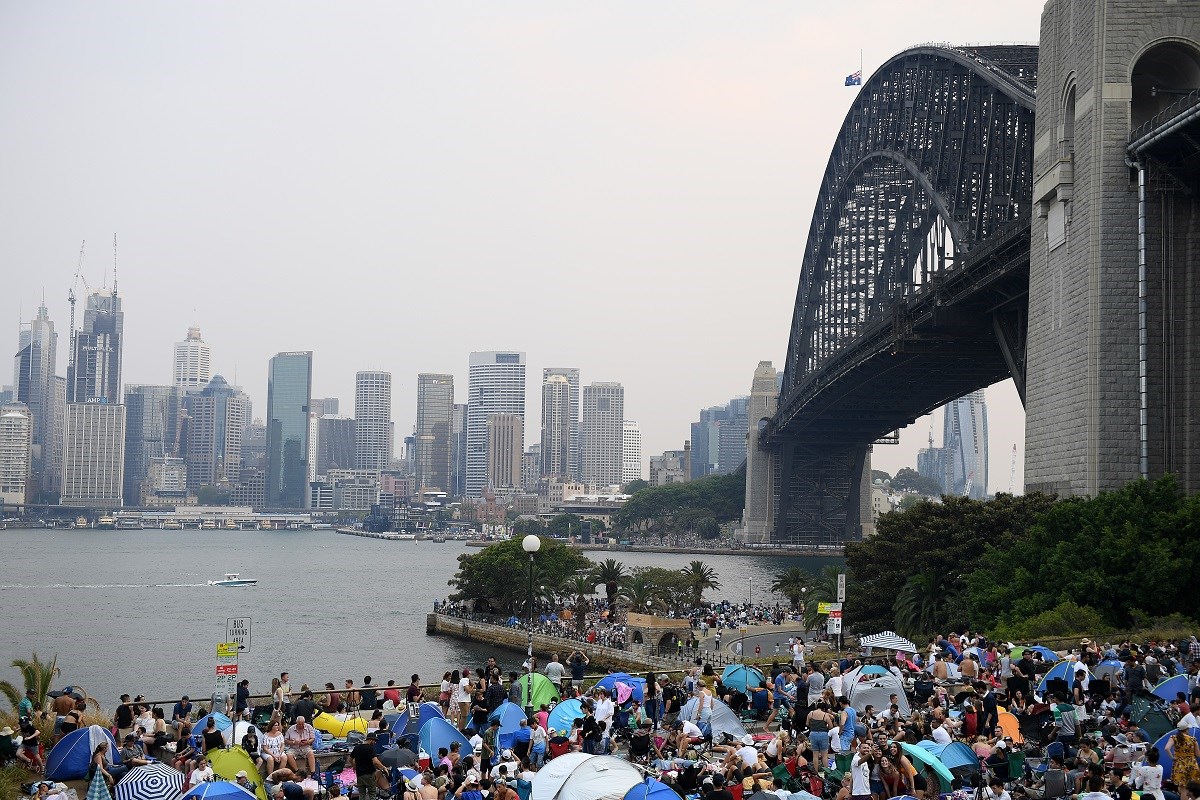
893;571;946;638
801;565;842;632
618;574;664;612
0;652;60;715
680;561;720;606
771;567;813;611
592;558;626;607
561;572;597;634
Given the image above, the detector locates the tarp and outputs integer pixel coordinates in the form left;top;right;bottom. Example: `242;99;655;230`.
489;701;527;751
311;713;366;738
595;674;646;704
115;762;184;800
848;672;910;717
208;746;268;800
622;777;682;800
47;725;121;781
899;742;953;793
1153;675;1190;704
530;753;642;800
418;717;472;759
180;782;256;800
513;674;560;710
1152;727;1200;777
678;695;747;743
997;711;1024;744
858;632;919;652
385;702;445;738
547;699;586;735
721;664;766;694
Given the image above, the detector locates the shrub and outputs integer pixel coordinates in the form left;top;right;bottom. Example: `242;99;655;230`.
990;601;1113;641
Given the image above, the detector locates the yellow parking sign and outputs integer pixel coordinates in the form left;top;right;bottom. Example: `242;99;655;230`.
217;642;240;657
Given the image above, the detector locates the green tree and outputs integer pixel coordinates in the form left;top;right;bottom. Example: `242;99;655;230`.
618;573;664;611
0;652;60;715
802;565;842;631
592;558;627;606
449;537;593;612
898;494;924;511
870;470;892;484
695;517;721;540
612;467;745;532
624;479;650;495
771;567;813;611
560;572;598;634
844;492;1057;633
889;468;943;496
196;485;232;505
680;560;720;605
893;570;950;638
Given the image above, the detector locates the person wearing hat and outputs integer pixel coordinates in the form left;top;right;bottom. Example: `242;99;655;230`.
489;749;520;779
350;732;388;800
235;770;259;794
454;774;485;800
18;688;37;721
120;732;151;767
0;726;18;766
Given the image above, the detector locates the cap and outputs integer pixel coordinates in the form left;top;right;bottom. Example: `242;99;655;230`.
701;778;713;786
712;774;725;786
742;734;754;745
501;749;512;758
995;740;1008;750
236;771;248;779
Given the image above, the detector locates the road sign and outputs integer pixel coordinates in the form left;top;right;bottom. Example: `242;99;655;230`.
827;616;842;634
817;602;842;615
216;642;240;658
226;617;252;653
215;642;239;698
836;573;846;603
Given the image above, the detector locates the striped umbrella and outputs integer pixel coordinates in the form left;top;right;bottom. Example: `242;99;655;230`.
87;770;111;800
116;762;185;800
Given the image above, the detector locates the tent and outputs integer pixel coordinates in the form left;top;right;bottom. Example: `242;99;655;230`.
860;665;890;676
513;674;561;710
1153;675;1190;704
47;725;121;781
916;741;981;785
192;712;233;739
595;674;646;704
386;702;445;737
222;721;261;748
1036;660;1086;699
678;696;747;743
208;746;268;800
418;717;472;759
1093;659;1123;682
1011;646;1058;662
997;711;1024;744
1152;726;1200;777
547;699;586;735
720;665;766;695
115;762;184;800
622;777;682;800
531;753;643;800
180;781;256;800
1129;693;1177;742
312;713;366;738
858;632;919;653
847;672;910;717
489;701;528;751
899;742;953;793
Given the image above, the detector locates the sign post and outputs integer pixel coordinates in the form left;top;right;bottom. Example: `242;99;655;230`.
216;642;239;713
226;617;252;653
835;574;847;651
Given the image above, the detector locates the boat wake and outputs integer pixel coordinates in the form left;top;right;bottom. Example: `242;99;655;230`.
0;582;208;589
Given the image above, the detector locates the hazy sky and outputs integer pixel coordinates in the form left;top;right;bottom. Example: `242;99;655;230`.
0;1;1045;490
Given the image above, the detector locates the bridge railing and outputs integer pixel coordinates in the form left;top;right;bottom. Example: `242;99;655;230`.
1129;88;1200;145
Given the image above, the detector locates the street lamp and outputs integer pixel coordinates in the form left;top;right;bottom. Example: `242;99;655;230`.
522;535;541;717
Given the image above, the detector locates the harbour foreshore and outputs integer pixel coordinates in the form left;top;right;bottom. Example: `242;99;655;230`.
463;540;846;557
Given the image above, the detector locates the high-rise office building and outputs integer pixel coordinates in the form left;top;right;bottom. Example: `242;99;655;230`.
542;368;580;478
466;352;525;497
540;374;573;479
124;384;182;504
0;387;12;404
486;413;523;491
61;403;126;508
172;326;211;391
415;373;454;492
265;352;312;508
315;415;356;477
354;371;392;471
183;375;252;490
451;403;467;497
622;420;642;485
690;396;750;479
0;404;32;508
13;302;58;496
581;382;624;486
311;398;339;417
68;290;123;405
522;444;541;491
943;390;989;499
46;375;65;494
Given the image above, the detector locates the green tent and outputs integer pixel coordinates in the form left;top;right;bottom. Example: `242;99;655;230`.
513;673;559;709
899;742;954;793
208;746;268;800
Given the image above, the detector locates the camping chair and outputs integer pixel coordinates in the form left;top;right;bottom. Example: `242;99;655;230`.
373;732;392;755
547;737;571;760
628;732;652;765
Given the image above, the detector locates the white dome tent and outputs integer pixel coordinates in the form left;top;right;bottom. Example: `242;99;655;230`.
530;754;644;800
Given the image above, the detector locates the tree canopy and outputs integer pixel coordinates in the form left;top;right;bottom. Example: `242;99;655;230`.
889;467;943;497
613;466;745;532
448;537;594;612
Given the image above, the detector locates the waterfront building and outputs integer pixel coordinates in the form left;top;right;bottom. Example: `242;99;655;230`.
183;375;251;491
581;382;623;487
486;413;523;491
540;374;572;480
240;421;267;473
231;469;265;508
622;420;643;485
450;403;467;497
265;351;312;508
0;404;32;508
61;402;126;509
172;326;211;391
328;468;380;511
144;456;191;506
466;352;525;497
944;390;989;499
415;373;454;492
355;371;392;471
315;415;356;477
541;368;580;479
124;384;182;504
12;302;58;496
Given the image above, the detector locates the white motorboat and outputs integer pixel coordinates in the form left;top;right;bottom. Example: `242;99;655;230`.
208;573;258;587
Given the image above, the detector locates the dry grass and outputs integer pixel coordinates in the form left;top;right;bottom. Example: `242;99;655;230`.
1;764;32;800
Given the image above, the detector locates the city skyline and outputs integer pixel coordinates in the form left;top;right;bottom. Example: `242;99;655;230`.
0;2;1044;489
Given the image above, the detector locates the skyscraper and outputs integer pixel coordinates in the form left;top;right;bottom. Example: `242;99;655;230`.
124;384;182;504
172;326;211;391
0;405;32;508
540;374;572;479
354;371;392;471
12;302;58;496
690;397;750;479
315;415;356;477
581;382;624;486
265;352;312;508
415;373;454;492
451;403;467;497
943;390;989;499
542;368;580;478
622;420;642;485
486;413;523;491
466;352;525;497
183;375;252;490
68;289;123;405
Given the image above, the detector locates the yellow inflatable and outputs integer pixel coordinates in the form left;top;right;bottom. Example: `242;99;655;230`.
312;712;367;738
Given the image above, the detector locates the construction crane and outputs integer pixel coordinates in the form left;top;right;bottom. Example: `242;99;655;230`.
67;240;87;377
111;233;118;300
963;470;974;498
1009;444;1018;493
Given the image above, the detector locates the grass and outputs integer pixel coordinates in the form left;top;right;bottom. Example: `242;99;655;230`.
1;764;31;800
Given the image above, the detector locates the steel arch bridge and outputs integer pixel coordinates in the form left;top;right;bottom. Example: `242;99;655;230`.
763;45;1039;546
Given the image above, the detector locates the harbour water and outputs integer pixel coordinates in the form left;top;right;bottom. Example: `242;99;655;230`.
0;528;839;703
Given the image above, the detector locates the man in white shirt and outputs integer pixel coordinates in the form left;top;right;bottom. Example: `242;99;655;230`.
490;749;521;779
188;756;215;788
1178;702;1198;730
930;718;952;745
593;688;615;752
983;777;1012;800
732;735;759;770
792;641;805;671
849;743;874;800
544;654;565;692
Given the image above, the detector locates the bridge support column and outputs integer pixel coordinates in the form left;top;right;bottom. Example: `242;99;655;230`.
740;361;780;544
774;439;871;547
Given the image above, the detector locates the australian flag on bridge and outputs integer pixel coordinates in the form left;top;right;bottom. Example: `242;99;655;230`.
845;70;862;86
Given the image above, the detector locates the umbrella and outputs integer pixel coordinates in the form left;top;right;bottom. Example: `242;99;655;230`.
380;747;418;768
623;777;682;800
858;632;919;652
87;770;111;800
720;664;766;694
116;762;185;800
181;782;256;800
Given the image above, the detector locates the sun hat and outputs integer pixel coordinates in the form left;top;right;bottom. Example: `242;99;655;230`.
236;771;248;778
742;734;754;745
0;727;14;736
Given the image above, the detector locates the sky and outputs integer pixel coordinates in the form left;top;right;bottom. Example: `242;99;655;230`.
0;0;1046;492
